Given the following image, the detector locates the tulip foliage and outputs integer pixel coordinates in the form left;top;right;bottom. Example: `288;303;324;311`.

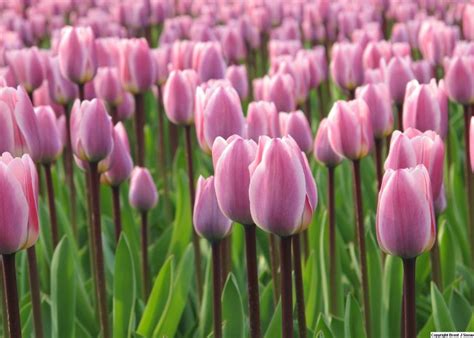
0;1;473;338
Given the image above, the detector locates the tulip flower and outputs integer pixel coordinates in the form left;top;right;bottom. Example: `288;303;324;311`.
129;166;158;298
330;41;364;97
70;98;113;338
192;42;227;83
93;67;124;121
246;101;280;142
279;111;313;154
262;74;296;113
225;65;248;101
57;26;97;90
418;20;458;67
383;56;416;108
46;56;78;106
162;69;197;125
0;152;39;338
6;47;44;95
327;99;373;336
249;136;317;338
102;123;133;243
376;165;436;338
444;56;474;105
463;4;474;41
193;175;232;338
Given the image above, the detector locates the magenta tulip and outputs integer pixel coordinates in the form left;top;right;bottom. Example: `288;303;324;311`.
34;106;63;164
6;47;44;93
192;42;226;83
46;56;78;105
313;118;343;167
246;101;280;142
377;165;436;258
225;65;248;100
193;175;232;242
163;69;197;125
383;56;416;104
444;56;474;105
463;4;474;41
330;41;364;92
102;123;133;187
94;67;124;107
263;73;296;112
129;167;158;212
279;111;313;154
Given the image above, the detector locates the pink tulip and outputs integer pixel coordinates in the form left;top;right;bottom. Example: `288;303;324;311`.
152;45;172;85
376;165;435;258
46;56;78;105
6;47;43;93
58;26;98;84
434;183;446;214
116;92;135;122
384;131;417;170
225;65;248;100
418;20;458;66
129;167;158;211
246;101;280;142
402;79;445;137
327;99;374;160
313;118;343;167
463;4;474;41
119;38;156;94
362;41;393;70
193;175;232;241
220;25;247;64
102;123;133;187
195;83;245;153
383;56;416;105
411;60;433;84
330;41;364;91
444;56;474;105
249;136;317;236
296;47;327;89
163;69;197;125
279;111;313;154
0;152;39;254
0;86;41;161
212;136;257;225
192;42;226;83
94;67;124;107
70;99;114;164
262;74;296;113
356;83;393;139
95;38;121;68
34;106;63;164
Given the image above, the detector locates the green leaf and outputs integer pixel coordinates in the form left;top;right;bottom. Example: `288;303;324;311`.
448;290;471;331
366;231;382;337
222;274;245;338
136;256;174;337
431;282;456;331
263;299;282;338
198;251;213;338
314;314;334;338
113;234;136;338
51;237;76;338
466;313;474;331
343;294;365;338
154;245;195;337
381;256;403;338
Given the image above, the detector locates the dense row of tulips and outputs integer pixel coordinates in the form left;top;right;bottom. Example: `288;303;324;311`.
0;0;473;338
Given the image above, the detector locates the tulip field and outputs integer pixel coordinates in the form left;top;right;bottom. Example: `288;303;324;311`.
2;1;474;338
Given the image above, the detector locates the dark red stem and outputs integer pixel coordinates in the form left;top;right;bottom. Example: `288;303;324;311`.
134;93;145;166
403;257;416;338
280;236;293;338
112;185;122;244
2;253;21;338
212;241;222;338
293;235;306;338
244;225;261;338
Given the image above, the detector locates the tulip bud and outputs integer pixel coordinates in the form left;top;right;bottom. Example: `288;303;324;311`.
220;25;247;64
383;56;416;104
376;165;436;258
116;92;135;122
163;69;197;125
34;106;63;164
192;42;226;83
193;175;232;242
0;152;39;253
194;84;245;153
418;20;458;66
152;45;172;85
249;136;317;236
313;118;343;167
330;41;364;91
279;111;312;154
384;131;417;170
119;38;156;94
444;56;474;105
356;83;393;139
129;167;158;212
463;4;474;41
58;26;97;84
46;56;78;105
263;74;296;112
212;136;257;225
70;99;114;163
103;123;133;187
412;60;433;84
94;67;123;106
246;101;280;141
225;65;248;100
6;47;44;93
327;99;374;160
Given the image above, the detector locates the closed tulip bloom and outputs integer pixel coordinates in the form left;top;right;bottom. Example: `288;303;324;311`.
220;25;247;64
356;83;393;139
376;165;436;258
313;118;343;167
418;21;458;66
129;167;158;212
444;56;474;105
0;86;41;161
384;131;417;170
94;67;123;106
212;136;257;225
402;80;443;135
119;38;156;94
163;69;196;125
249;136;317;236
327;99;374;160
383;56;416;104
46;56;78;105
34;106;63;164
116;92;135;122
0;152;39;254
225;65;248;100
152;45;172;85
195;84;245;153
58;26;97;84
70;99;114;163
103;123;133;187
412;60;433;84
330;41;364;91
246;101;280;141
279;111;313;154
463;4;474;41
6;47;44;93
434;183;446;214
192;42;226;83
194;175;232;242
362;41;393;69
263;74;296;112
